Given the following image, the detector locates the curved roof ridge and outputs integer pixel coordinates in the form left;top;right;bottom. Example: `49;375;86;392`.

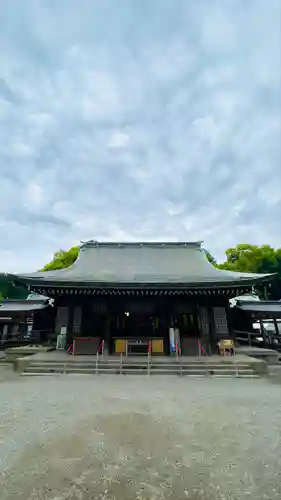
80;240;203;249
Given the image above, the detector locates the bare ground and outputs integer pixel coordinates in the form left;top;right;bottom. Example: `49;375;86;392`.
0;373;280;500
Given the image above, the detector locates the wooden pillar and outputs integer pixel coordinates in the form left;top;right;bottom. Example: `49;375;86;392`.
208;306;216;353
80;305;86;336
273;318;279;336
272;318;279;348
259;319;266;345
1;324;8;344
273;317;278;333
198;305;211;355
67;306;74;344
103;315;110;355
55;306;69;334
73;306;82;336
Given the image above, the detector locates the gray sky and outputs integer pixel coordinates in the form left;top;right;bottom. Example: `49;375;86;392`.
0;0;281;272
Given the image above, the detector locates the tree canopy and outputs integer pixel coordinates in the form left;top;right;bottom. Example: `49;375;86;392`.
205;244;281;298
0;276;28;300
41;246;80;272
217;244;281;275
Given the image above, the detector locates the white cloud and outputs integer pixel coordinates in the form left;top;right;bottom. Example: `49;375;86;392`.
108;131;130;149
23;182;45;209
0;0;280;271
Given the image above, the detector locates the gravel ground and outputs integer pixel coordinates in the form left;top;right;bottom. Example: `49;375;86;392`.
0;363;17;382
0;374;280;500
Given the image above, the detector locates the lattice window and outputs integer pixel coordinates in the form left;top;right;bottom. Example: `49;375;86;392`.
213;307;229;338
73;307;82;335
199;306;209;336
55;306;69;334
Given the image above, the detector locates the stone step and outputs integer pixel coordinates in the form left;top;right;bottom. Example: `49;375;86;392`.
25;356;249;366
268;365;281;371
153;369;255;376
211;374;259;378
27;361;253;370
152;366;254;371
28;362;102;369
24;366;98;374
21;372;64;377
25;368;253;375
24;365;256;376
24;367;66;374
268;366;281;377
26;360;253;368
21;371;258;379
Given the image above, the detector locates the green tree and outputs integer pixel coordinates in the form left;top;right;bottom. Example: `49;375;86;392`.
218;244;281;299
41;246;80;271
0;276;28;299
218;244;280;273
204;249;217;265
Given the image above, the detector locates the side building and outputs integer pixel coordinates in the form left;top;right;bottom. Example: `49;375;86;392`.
0;296;53;346
3;241;275;356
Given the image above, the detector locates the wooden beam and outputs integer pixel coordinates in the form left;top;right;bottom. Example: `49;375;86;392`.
28;284;257;298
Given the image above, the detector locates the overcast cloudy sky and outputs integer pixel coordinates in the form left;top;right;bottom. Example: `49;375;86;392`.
0;0;280;272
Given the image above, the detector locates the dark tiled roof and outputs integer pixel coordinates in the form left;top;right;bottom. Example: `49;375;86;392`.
235;301;281;315
8;241;274;289
0;299;49;314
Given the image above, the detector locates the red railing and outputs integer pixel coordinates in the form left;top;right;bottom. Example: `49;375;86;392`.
96;339;104;355
198;340;206;356
95;340;104;375
175;341;183;376
66;343;73;354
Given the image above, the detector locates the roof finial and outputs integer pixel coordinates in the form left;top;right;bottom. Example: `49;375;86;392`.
81;239;99;248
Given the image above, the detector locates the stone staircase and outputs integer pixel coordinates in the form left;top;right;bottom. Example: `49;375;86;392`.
268;364;281;377
21;357;258;378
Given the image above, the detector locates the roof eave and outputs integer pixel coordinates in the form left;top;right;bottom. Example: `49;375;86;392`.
16;275;274;290
0;304;48;317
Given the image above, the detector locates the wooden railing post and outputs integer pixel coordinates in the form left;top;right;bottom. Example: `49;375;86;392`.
175;342;182;376
120;352;123;375
147;341;151;376
95;351;99;375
